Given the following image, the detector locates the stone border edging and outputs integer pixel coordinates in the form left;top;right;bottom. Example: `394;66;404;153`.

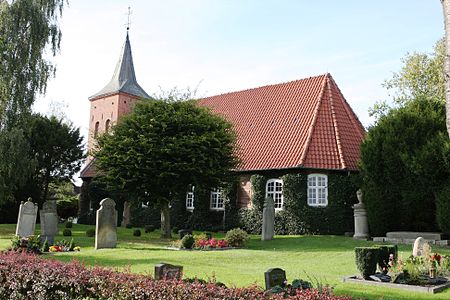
342;275;450;294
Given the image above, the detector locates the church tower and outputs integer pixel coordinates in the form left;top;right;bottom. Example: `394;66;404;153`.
86;32;150;154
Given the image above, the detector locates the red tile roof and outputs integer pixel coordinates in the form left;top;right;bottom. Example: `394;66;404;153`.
198;73;365;171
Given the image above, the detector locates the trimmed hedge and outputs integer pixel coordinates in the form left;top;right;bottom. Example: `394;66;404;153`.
0;252;352;300
374;244;397;271
355;247;380;279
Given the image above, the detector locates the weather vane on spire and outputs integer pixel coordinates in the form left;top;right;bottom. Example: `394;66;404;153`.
126;6;132;31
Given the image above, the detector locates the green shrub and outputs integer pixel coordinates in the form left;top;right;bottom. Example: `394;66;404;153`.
65;221;73;228
374;244;397;271
237;208;262;234
225;228;249;247
181;234;195;249
133;229;141;237
126;224;133;229
144;225;155;233
355;247;380;279
86;228;95;237
62;229;72;237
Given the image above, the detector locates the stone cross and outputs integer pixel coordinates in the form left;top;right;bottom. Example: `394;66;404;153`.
264;268;286;290
413;237;430;257
154;263;183;280
15;198;38;237
262;197;275;241
40;200;58;244
95;198;118;250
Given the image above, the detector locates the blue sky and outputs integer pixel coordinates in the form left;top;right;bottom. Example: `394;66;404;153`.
36;0;444;142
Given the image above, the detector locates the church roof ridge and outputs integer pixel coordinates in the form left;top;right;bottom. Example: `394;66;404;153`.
89;33;150;100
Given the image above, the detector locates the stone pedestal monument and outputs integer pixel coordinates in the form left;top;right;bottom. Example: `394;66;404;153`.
95;198;118;250
262;197;275;241
40;199;58;244
353;189;369;240
16;198;38;237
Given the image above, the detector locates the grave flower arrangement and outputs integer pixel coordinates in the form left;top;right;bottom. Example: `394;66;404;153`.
47;238;79;252
11;235;42;254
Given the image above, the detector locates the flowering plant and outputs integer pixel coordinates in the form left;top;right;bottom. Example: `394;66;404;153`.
430;253;442;268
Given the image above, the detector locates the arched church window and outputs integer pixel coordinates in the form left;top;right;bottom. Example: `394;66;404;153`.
94;121;99;138
105;119;111;133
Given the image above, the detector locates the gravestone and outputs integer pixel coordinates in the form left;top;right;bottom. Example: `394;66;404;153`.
121;201;131;227
15;198;38;237
95;198;118;250
413;237;430;257
40;200;58;244
262;197;275;241
154;263;183;280
352;189;369;240
264;268;286;290
178;229;192;240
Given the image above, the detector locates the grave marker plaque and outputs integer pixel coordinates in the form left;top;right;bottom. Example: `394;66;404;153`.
15;198;38;237
264;268;286;290
154;263;183;280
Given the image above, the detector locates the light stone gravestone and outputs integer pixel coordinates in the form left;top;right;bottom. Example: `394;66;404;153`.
15;197;38;237
413;237;430;257
95;198;118;250
154;263;183;280
264;268;287;290
40;200;58;244
353;189;369;240
262;197;275;241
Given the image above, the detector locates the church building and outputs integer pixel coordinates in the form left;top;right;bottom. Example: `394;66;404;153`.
79;33;365;234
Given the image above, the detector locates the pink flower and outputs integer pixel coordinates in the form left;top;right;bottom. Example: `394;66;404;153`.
209;238;217;248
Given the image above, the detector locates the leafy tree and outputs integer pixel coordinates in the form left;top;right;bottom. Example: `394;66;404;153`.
49;180;79;219
95;100;238;238
27;114;84;205
0;0;64;127
360;98;450;235
0;0;65;208
370;39;444;119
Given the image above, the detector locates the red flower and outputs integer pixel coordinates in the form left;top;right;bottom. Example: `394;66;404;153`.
217;239;228;248
209;238;217;248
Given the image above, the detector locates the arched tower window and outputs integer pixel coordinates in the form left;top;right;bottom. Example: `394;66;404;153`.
105;119;111;133
94;121;99;138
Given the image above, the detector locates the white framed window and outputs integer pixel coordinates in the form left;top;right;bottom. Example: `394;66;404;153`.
266;179;283;210
307;174;328;207
210;189;225;210
186;185;195;211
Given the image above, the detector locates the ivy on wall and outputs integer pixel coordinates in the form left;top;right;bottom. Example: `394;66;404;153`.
238;172;358;235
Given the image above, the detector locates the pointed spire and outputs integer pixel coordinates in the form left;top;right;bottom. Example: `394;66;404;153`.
89;33;150;100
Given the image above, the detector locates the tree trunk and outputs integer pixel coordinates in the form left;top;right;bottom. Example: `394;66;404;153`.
160;202;172;238
442;0;450;138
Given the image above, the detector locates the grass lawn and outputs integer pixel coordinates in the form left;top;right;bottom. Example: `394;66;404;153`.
1;223;450;300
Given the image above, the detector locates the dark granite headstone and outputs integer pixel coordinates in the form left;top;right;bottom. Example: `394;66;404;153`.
264;268;286;290
178;229;192;240
154;263;183;280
